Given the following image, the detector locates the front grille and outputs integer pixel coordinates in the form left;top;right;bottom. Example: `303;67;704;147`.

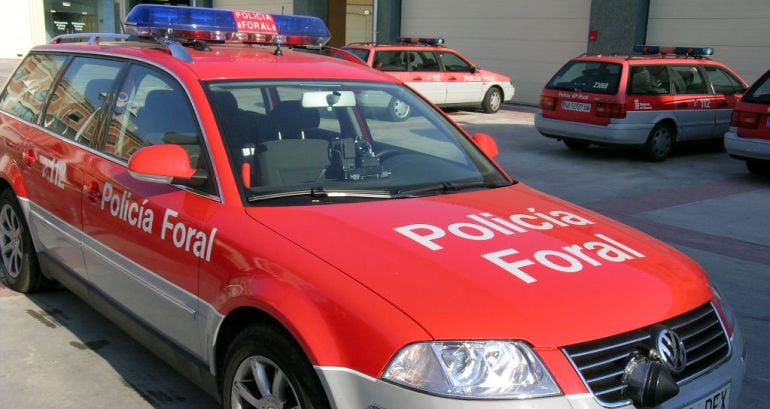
563;303;730;407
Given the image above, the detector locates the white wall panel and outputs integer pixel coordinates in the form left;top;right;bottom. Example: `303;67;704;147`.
401;0;591;105
0;0;37;59
648;0;770;83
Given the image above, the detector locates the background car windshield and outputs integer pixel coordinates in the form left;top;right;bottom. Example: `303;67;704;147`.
741;71;770;104
206;81;507;203
546;61;621;95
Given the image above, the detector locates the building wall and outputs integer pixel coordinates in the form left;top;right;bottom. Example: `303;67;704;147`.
647;0;770;84
0;0;46;59
401;0;591;105
587;0;648;55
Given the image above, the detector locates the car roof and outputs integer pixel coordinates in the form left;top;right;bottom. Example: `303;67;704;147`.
344;43;447;51
32;41;401;83
570;54;728;66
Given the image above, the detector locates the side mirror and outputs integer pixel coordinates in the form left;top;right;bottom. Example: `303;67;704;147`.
472;133;499;159
128;144;207;187
471;66;479;74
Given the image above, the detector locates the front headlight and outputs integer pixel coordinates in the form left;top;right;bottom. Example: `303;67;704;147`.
382;341;561;399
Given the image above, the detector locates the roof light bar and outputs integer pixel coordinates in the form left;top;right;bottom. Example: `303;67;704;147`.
634;44;714;57
398;37;445;46
124;4;331;46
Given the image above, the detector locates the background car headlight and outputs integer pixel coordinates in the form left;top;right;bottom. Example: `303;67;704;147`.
382;341;560;399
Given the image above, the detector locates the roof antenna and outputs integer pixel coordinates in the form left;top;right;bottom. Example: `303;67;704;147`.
274;6;284;56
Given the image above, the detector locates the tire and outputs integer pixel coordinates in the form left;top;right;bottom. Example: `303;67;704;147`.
481;87;503;114
746;159;770;175
643;122;675;162
387;98;410;122
564;140;591;151
222;324;330;409
0;189;49;293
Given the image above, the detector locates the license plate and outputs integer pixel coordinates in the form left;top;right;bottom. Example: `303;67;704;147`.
683;383;730;409
561;101;591;112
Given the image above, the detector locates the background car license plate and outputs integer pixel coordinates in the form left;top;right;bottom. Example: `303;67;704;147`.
684;383;730;409
561;101;591;112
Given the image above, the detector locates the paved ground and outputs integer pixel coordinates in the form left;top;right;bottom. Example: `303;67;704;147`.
0;57;767;408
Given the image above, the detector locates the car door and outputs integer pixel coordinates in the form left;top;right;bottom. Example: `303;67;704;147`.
404;50;447;104
704;65;747;136
81;63;219;359
667;65;718;140
439;51;483;104
23;55;122;283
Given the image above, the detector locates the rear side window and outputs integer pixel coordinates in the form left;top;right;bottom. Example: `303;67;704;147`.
629;65;670;95
546;61;622;95
669;66;708;94
43;57;124;144
0;54;66;123
373;51;406;71
408;51;440;72
705;66;746;95
742;71;770;104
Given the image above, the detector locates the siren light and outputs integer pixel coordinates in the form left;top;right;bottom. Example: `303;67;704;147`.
634;44;714;57
124;4;331;46
398;37;445;46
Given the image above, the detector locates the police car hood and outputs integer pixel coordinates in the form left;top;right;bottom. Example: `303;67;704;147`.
246;184;712;347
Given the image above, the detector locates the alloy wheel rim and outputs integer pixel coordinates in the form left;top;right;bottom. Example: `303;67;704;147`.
652;128;671;156
393;99;409;118
489;90;501;111
231;356;301;409
0;204;23;279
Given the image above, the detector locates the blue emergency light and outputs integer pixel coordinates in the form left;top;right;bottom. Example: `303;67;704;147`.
634;44;714;57
124;4;331;46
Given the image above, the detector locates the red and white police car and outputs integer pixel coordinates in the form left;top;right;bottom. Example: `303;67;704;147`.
344;38;515;119
536;46;747;161
0;6;744;409
725;68;770;174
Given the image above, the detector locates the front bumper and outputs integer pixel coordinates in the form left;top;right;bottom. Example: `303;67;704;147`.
535;112;652;147
725;129;770;161
315;325;746;409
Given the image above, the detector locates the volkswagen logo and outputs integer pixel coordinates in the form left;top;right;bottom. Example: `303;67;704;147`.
656;329;687;373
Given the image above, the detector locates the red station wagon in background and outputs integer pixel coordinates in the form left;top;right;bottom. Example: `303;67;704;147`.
344;38;515;120
0;7;746;409
536;46;747;161
725;69;770;174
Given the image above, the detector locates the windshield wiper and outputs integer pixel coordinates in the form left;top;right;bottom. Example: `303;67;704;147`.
247;187;395;202
395;180;506;197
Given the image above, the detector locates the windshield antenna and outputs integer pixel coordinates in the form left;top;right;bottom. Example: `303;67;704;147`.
274;6;285;56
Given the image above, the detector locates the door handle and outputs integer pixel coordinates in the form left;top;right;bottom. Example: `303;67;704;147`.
21;149;35;166
412;76;423;81
718;101;729;107
84;181;101;204
448;76;458;81
676;103;688;108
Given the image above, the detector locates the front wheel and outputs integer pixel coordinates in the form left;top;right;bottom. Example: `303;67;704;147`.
0;189;50;293
643;123;675;162
222;325;330;409
481;87;503;113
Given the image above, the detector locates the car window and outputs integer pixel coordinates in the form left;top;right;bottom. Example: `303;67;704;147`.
629;65;670;95
741;71;770;104
43;57;124;145
439;52;472;73
373;51;406;71
343;48;370;63
705;66;746;95
546;61;622;95
207;80;509;203
0;54;67;123
669;66;708;95
407;51;440;72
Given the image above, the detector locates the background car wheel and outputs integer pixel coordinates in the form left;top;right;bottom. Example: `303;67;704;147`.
481;87;502;113
387;98;410;122
564;140;591;151
222;324;329;409
0;189;50;293
746;159;770;175
643;122;675;162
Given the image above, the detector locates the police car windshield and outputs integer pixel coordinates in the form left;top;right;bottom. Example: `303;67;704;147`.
206;81;509;204
546;61;622;95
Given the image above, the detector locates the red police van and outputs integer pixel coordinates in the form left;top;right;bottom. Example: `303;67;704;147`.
0;6;745;409
536;46;747;161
